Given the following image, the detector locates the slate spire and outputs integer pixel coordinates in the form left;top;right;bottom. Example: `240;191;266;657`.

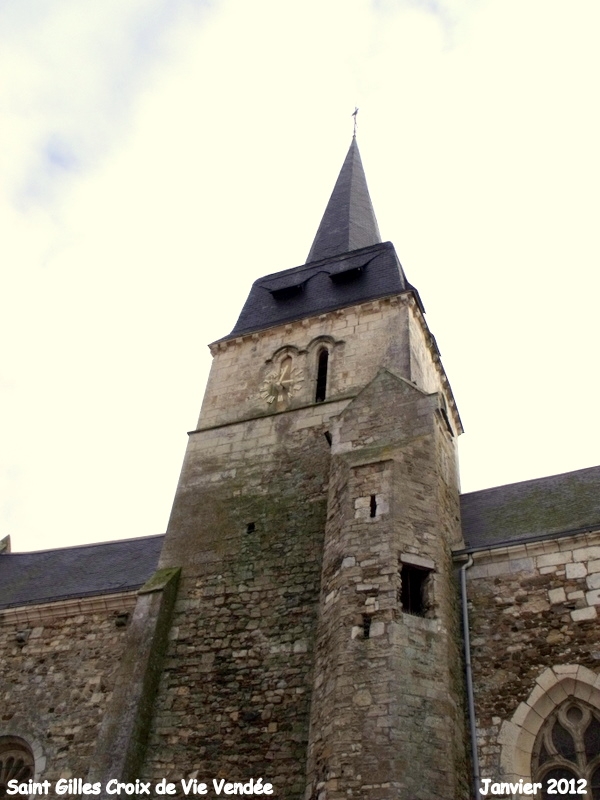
306;137;382;263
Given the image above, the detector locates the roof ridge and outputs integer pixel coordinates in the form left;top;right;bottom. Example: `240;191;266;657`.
5;532;165;557
461;464;600;498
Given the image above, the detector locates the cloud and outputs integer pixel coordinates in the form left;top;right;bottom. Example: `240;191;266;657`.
2;0;600;551
0;0;212;209
372;0;482;42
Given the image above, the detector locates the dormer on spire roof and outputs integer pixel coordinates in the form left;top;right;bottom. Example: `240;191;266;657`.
306;137;382;263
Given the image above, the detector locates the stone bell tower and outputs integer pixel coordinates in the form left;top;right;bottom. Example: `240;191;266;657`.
141;137;469;799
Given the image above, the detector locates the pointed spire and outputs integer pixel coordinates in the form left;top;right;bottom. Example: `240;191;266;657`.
306;137;382;263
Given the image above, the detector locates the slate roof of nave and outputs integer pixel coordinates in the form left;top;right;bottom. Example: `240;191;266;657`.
0;534;164;609
460;464;600;551
3;468;600;608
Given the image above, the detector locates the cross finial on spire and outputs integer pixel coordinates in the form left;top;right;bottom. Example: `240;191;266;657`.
352;107;359;138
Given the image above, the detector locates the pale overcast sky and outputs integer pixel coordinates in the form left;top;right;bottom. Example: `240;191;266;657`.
2;0;599;552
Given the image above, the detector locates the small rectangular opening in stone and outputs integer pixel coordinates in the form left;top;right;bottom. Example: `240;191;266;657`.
324;431;332;446
369;494;377;518
400;564;430;616
362;614;371;639
246;522;256;534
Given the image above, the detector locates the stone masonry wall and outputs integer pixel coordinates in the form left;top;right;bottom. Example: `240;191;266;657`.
306;371;468;800
0;594;136;782
467;530;600;780
142;403;347;798
200;298;407;429
144;286;463;798
407;298;459;433
199;296;459;435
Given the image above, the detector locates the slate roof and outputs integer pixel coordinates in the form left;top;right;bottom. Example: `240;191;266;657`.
0;534;163;609
225;138;413;341
4;465;600;607
306;137;382;263
460;465;600;551
227;241;417;339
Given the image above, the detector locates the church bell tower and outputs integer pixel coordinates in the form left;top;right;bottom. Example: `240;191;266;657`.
143;137;469;799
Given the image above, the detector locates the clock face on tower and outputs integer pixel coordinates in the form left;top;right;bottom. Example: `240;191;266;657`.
259;357;304;405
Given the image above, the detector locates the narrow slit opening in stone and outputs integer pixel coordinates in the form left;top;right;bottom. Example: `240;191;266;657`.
362;615;371;639
370;495;377;518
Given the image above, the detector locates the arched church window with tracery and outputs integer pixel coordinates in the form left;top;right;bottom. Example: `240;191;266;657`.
0;737;35;797
532;700;600;799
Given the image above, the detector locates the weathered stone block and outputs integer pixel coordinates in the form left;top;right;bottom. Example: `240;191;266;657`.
574;546;600;562
585;589;600;606
571;606;597;621
566;562;587;579
586;572;600;590
536;552;572;568
548;587;566;604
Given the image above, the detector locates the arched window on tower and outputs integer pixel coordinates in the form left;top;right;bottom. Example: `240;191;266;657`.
0;736;35;796
532;700;600;799
315;348;329;403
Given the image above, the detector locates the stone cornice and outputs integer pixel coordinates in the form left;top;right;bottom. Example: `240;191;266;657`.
453;527;600;564
404;293;463;435
208;293;406;355
0;591;138;626
191;396;352;435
